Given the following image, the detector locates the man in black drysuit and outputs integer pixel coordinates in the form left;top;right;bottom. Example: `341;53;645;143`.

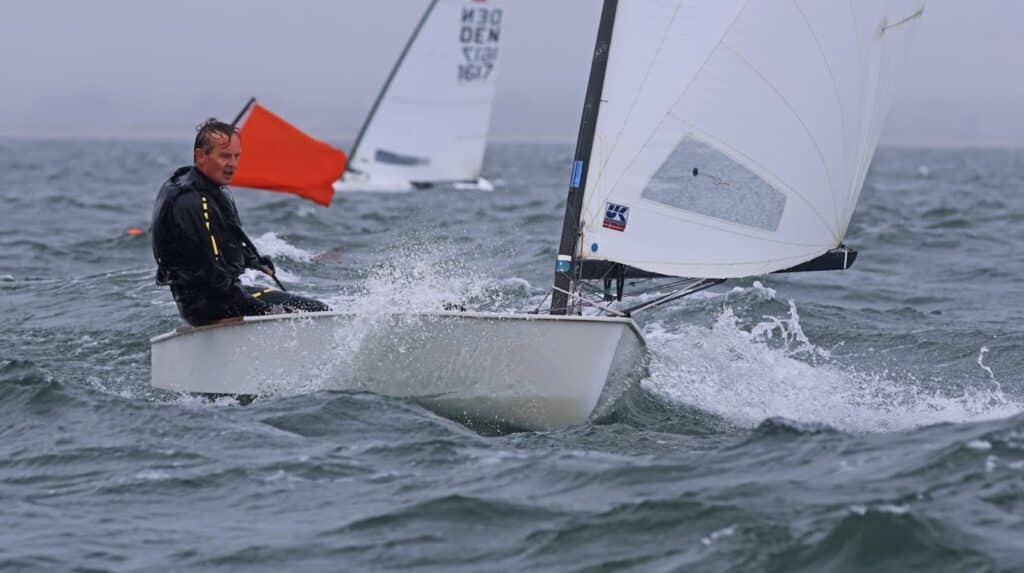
152;118;329;326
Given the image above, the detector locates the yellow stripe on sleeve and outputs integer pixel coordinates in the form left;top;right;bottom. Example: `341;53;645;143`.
201;196;219;258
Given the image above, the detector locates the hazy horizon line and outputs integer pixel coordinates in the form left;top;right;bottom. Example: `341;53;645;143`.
2;131;1023;151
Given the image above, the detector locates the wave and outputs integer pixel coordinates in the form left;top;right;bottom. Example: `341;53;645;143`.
250;231;316;263
640;285;1022;433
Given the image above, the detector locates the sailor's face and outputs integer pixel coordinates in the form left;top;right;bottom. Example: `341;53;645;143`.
195;133;241;185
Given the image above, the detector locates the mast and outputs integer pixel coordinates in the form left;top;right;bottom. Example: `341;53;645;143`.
550;0;618;315
346;0;439;174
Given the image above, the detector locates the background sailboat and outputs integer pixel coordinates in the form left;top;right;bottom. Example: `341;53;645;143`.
335;0;507;192
151;0;924;431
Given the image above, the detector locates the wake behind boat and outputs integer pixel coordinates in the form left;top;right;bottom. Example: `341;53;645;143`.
150;0;924;431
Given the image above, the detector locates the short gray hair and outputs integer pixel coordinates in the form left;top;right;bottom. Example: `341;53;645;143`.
194;118;238;153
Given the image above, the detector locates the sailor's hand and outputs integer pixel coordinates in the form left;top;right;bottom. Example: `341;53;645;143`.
258;254;276;276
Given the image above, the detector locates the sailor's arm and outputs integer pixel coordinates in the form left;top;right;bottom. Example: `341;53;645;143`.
240;235;274;276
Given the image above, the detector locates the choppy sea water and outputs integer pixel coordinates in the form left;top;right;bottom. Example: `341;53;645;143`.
1;139;1023;571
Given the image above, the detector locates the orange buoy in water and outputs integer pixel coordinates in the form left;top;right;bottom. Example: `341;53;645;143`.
124;227;144;237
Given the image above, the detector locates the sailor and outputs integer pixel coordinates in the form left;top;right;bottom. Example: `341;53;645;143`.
152;118;329;326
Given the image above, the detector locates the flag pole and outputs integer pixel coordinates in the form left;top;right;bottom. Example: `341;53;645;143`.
231;97;257;127
228;96;287;291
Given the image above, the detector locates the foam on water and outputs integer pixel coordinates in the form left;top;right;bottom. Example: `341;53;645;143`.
241;232;316;285
642;286;1022;433
349;240;528;316
240;243;537;396
251;231;315;262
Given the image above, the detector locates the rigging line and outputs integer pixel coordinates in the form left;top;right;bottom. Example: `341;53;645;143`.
632;277;700;294
719;41;843;237
598;0;750;212
577;274;697;293
530;290;551;314
622;279;724;314
574;277;698;301
667;118;840;242
550;285;628;317
615;278;701;299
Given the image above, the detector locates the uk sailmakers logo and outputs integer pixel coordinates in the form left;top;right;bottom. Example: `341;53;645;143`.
603;202;630;232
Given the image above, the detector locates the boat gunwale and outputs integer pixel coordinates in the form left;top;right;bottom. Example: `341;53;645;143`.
150;310;645;346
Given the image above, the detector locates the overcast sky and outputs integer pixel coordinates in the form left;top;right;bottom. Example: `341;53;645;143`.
1;0;1021;146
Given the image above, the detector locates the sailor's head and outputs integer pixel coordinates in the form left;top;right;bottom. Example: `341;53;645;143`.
194;118;241;186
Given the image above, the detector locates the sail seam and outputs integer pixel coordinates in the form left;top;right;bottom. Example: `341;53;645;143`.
846;5;920;224
638;195;833;249
846;0;868;210
792;0;852;226
848;6;888;222
581;131;612;229
586;0;686;224
848;16;905;226
719;41;842;240
588;0;748;227
848;0;866;70
616;250;829;269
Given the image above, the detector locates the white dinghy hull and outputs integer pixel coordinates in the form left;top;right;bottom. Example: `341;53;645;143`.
332;172;413;193
151;311;645;430
332;173;495;194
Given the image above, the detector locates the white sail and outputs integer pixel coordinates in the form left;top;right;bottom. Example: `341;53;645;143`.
576;0;924;278
346;0;505;184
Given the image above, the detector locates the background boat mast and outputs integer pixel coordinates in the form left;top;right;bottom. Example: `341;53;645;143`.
346;0;440;174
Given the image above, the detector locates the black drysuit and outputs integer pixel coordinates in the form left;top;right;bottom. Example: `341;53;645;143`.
152;166;327;325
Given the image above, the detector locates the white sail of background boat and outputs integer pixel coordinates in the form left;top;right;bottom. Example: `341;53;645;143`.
334;0;506;193
151;0;924;431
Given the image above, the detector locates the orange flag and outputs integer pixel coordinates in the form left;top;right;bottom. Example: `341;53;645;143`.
232;103;347;206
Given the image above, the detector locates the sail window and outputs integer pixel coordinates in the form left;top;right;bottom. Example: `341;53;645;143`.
374;149;431;167
641;137;785;232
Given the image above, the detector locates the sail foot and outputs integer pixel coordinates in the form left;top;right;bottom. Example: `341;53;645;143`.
774;247;857;273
